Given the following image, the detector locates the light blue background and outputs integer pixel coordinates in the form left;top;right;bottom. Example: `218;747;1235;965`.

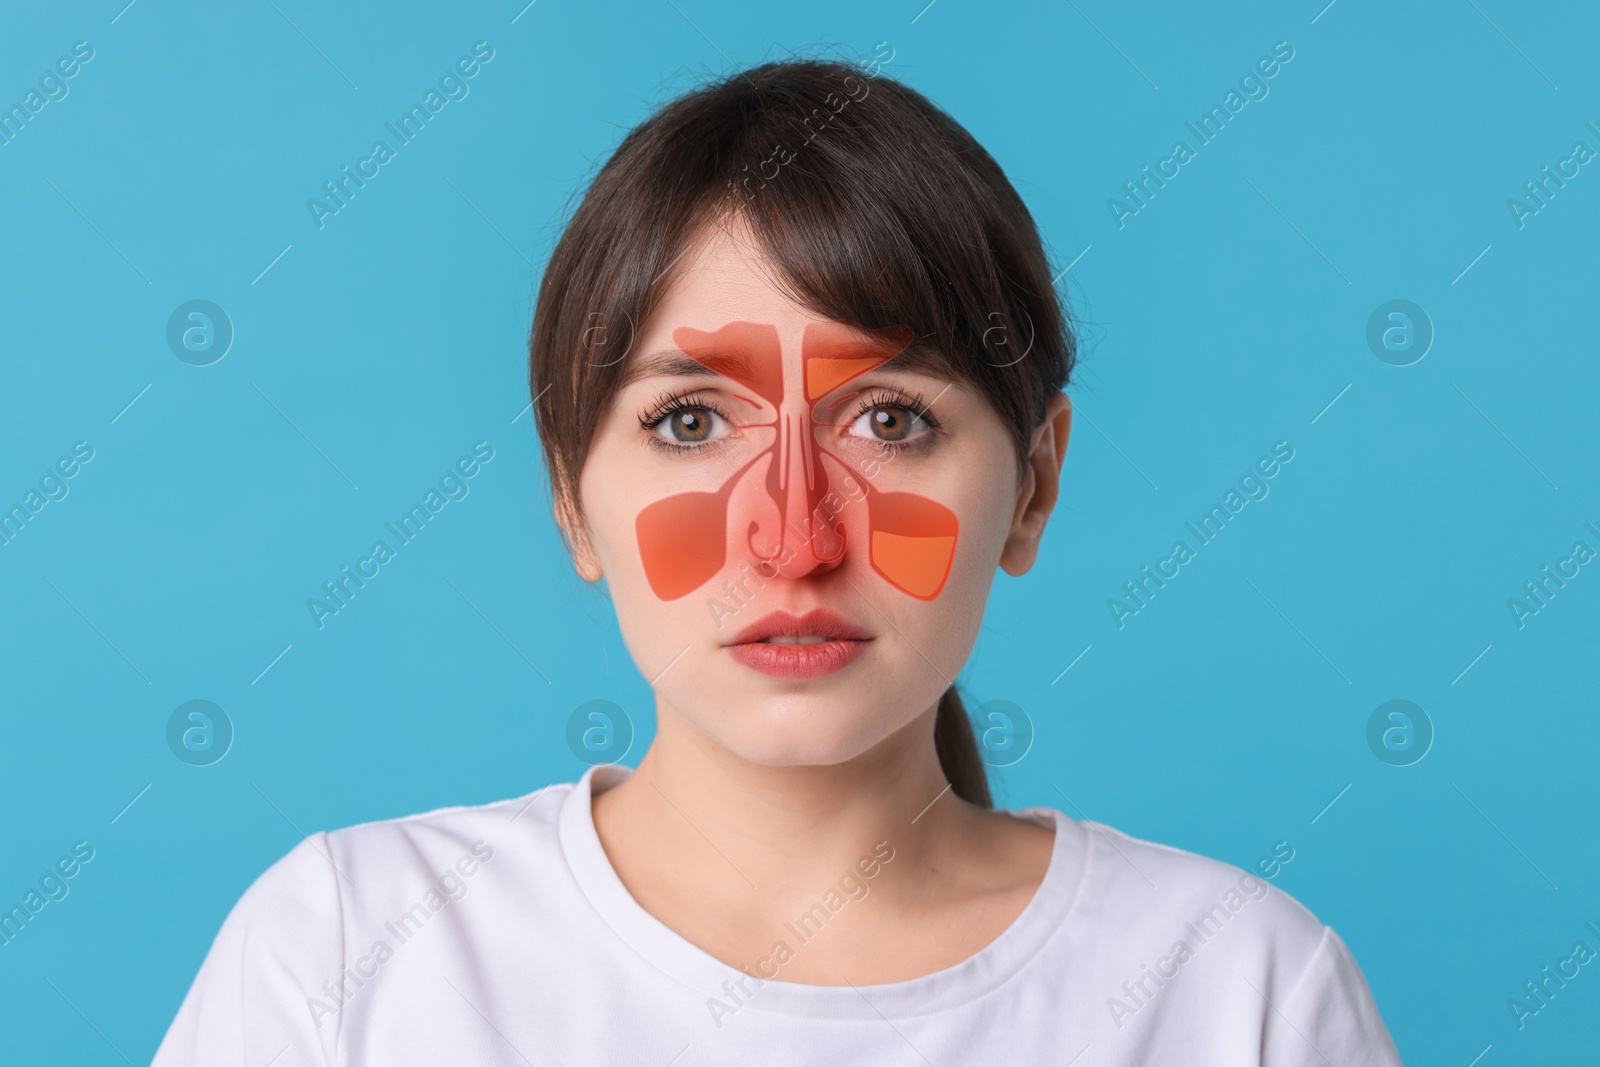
2;0;1597;1061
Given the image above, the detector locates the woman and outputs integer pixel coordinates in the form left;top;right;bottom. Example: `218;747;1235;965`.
155;58;1401;1064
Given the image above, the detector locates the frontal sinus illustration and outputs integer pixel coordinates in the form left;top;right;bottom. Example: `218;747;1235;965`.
634;320;959;602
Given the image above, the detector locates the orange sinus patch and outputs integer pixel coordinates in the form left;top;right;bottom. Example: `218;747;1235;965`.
633;320;958;602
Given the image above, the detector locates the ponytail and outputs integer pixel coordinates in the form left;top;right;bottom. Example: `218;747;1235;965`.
933;686;992;808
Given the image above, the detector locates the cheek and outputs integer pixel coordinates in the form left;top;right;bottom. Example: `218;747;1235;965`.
964;473;1020;554
869;460;1014;675
634;476;740;600
903;446;1019;599
856;480;959;600
630;447;963;604
580;460;704;661
934;475;1014;582
591;408;1002;618
578;450;664;593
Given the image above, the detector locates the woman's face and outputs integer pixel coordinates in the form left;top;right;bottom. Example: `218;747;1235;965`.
574;216;1062;767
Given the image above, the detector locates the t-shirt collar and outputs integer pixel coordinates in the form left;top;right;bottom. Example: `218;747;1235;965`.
557;761;1090;1020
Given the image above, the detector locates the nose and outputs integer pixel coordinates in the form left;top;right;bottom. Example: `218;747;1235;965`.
769;409;847;579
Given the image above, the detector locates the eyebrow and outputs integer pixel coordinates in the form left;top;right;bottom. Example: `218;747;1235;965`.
875;342;956;378
617;339;955;388
617;349;730;389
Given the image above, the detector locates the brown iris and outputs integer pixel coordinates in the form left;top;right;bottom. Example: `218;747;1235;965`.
666;408;715;442
866;405;918;441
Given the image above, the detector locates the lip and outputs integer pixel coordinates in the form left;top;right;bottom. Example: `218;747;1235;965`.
724;609;873;680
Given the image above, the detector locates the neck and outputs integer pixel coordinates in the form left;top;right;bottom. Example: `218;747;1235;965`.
591;697;973;911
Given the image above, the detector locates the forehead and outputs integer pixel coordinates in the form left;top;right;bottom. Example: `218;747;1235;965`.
622;217;955;384
644;216;805;331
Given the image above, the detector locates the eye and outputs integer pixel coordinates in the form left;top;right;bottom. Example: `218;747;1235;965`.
645;399;732;446
847;398;933;443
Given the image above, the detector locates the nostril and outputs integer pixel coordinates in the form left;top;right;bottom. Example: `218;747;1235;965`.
811;519;846;563
784;513;844;568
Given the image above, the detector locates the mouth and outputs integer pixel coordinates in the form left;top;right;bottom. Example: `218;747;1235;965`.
724;609;872;680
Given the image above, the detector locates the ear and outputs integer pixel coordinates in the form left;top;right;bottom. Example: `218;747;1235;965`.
999;392;1072;577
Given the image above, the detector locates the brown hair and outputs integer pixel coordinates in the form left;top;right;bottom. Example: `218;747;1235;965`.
529;56;1076;808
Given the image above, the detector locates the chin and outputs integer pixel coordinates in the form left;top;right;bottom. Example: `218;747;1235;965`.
697;693;904;768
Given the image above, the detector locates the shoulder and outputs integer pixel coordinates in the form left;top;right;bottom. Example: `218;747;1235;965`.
154;783;579;1064
232;779;578;935
320;780;575;878
1055;815;1328;976
1083;819;1319;924
1031;817;1401;1060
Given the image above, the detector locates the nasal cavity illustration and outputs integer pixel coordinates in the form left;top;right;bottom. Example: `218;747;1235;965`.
634;320;959;602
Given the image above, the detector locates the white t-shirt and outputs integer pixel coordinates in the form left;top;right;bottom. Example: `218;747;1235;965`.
153;763;1402;1066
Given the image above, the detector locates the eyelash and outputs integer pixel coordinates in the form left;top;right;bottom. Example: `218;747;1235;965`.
636;387;943;454
638;391;732;454
848;388;942;454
